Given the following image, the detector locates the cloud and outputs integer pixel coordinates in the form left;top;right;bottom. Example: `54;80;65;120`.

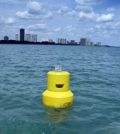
16;1;53;20
67;10;77;16
27;23;47;31
75;0;102;13
79;11;95;19
27;1;42;14
87;21;120;38
58;4;114;23
16;11;31;19
65;26;75;32
16;10;52;20
79;11;114;22
95;22;120;31
75;0;102;6
75;5;93;12
4;17;15;24
106;7;115;12
54;27;61;32
58;6;70;15
58;6;77;17
0;17;15;25
96;13;114;22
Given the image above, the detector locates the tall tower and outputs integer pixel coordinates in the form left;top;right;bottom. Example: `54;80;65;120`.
20;28;25;41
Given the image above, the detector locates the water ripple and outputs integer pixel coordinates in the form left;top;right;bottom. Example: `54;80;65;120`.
0;45;120;134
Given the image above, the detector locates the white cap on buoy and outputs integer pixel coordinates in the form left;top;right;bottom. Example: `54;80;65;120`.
55;65;62;72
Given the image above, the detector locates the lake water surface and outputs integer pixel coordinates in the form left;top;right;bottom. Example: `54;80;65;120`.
0;44;120;134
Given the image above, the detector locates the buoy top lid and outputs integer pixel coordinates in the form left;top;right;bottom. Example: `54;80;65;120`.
54;65;62;72
48;65;70;75
48;71;69;75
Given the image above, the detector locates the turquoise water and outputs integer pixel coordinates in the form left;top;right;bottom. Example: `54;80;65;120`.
0;44;120;134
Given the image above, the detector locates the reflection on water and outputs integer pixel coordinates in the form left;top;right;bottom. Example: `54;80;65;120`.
44;107;73;124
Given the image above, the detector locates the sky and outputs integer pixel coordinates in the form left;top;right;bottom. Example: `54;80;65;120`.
0;0;120;46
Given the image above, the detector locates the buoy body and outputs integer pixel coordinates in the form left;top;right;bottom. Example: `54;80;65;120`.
42;71;74;108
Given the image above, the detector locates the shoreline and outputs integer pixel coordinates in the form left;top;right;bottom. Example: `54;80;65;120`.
0;40;113;47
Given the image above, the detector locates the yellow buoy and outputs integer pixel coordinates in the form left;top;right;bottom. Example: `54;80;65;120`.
42;66;74;108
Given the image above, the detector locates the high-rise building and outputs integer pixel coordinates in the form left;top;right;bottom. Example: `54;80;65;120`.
49;39;54;43
15;34;19;41
69;40;77;45
95;42;101;46
25;34;32;42
79;38;88;45
57;38;67;44
25;34;37;42
20;28;25;41
86;39;91;46
90;41;94;46
4;36;9;41
32;34;37;42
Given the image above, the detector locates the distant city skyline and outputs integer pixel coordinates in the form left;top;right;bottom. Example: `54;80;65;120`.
0;0;120;46
16;28;38;42
2;28;102;46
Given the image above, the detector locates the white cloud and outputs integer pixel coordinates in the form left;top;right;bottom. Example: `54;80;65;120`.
65;26;74;32
87;21;120;38
58;6;77;17
96;13;114;22
27;23;47;31
27;1;42;14
44;12;53;19
27;1;42;10
54;27;61;32
75;0;102;14
106;7;115;12
75;0;102;6
79;11;114;22
16;1;53;19
0;17;15;24
16;11;31;19
67;10;77;16
58;4;114;23
95;22;120;31
58;6;70;15
79;11;95;19
75;5;93;12
5;17;15;24
95;25;101;29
